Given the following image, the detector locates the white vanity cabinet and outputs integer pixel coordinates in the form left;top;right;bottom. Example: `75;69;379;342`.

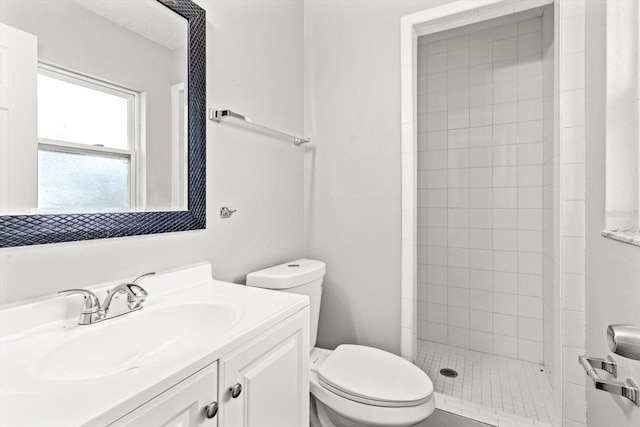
218;309;309;427
110;309;309;427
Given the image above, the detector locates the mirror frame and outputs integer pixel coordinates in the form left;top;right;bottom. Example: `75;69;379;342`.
0;0;206;248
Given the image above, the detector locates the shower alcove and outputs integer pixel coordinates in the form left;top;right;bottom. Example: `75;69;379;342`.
399;0;584;426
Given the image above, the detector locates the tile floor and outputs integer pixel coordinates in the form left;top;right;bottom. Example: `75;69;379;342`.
416;340;554;426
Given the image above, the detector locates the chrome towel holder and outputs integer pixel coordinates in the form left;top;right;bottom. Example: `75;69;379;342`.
209;109;310;146
579;355;639;406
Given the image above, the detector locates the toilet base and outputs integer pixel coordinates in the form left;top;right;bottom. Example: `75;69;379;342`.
311;394;432;427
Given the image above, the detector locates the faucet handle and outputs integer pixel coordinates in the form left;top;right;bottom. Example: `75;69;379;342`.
58;289;101;314
132;272;155;284
126;284;148;310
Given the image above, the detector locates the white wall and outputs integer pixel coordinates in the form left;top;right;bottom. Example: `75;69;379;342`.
415;15;548;363
0;0;305;304
304;0;449;354
585;1;640;426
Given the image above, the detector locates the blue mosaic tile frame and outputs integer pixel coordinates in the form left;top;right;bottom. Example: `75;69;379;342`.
0;0;206;248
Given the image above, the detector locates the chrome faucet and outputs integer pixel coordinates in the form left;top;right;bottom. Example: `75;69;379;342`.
58;289;102;325
59;272;154;325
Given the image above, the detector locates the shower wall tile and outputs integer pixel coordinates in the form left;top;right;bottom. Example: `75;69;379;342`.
417;16;546;362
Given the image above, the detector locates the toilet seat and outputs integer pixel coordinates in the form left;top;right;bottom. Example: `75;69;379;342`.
310;346;435;427
317;344;433;408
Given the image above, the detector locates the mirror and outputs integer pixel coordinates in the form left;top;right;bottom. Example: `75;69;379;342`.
0;0;206;247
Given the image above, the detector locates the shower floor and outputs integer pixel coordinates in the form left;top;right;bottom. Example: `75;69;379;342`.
416;340;554;426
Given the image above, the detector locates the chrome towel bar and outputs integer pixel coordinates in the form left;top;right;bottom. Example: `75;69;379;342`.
209;109;310;146
579;355;639;406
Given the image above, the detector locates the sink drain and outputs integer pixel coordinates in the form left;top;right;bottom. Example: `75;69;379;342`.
439;368;458;378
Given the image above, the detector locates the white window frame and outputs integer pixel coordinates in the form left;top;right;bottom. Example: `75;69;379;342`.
602;0;640;246
37;63;142;211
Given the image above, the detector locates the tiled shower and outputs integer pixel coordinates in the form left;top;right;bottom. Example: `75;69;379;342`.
415;7;556;425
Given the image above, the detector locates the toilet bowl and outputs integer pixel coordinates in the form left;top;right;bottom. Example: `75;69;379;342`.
310;347;435;427
247;259;435;427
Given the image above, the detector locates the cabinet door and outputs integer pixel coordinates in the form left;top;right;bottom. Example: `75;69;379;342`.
110;362;218;427
219;308;309;427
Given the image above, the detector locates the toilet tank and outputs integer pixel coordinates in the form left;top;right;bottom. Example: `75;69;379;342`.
246;259;325;349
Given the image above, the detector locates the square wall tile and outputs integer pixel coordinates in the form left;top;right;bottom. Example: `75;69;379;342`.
470;292;493;313
493;123;518;145
563;382;587;424
470;42;492;66
561;14;585;54
561;126;586;163
493;271;518;294
562;201;585;237
428;303;448;324
493;102;518;124
448;48;469;70
493;37;517;61
518;32;542;57
562;237;585;274
470;330;494;352
448;326;470;348
470;63;493;87
563;345;586;386
493;188;518;209
560;89;585;127
493;293;518;316
428;322;448;344
562;273;585;312
518;251;543;275
448;287;470;308
563;309;586;349
494;313;517;336
470;269;493;290
470;208;492;229
561;163;585;201
493;145;518;166
427;52;448;74
518;120;543;144
494;335;518;358
427;39;447;55
470;188;493;208
518;274;543;297
448;267;470;287
493;23;517;41
493;250;518;273
518;339;543;363
448;306;470;328
518;316;543;340
448;168;470;188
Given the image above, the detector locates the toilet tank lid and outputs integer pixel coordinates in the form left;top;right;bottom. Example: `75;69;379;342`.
246;259;326;289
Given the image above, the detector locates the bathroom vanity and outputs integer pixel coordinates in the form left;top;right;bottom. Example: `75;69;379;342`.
0;264;310;426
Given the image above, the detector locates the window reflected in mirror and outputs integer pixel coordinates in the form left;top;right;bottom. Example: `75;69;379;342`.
0;0;188;215
37;67;136;213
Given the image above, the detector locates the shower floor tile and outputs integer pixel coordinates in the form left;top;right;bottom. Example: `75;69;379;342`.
416;340;554;425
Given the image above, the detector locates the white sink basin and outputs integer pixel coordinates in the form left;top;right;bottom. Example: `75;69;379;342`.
1;282;244;394
34;302;240;382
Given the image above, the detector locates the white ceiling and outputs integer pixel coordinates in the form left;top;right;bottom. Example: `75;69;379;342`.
72;0;187;50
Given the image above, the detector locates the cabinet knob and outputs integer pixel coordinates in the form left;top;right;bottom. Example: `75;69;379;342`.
204;401;218;419
230;383;242;398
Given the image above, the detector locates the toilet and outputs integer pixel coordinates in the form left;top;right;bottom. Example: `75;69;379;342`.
247;259;435;427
